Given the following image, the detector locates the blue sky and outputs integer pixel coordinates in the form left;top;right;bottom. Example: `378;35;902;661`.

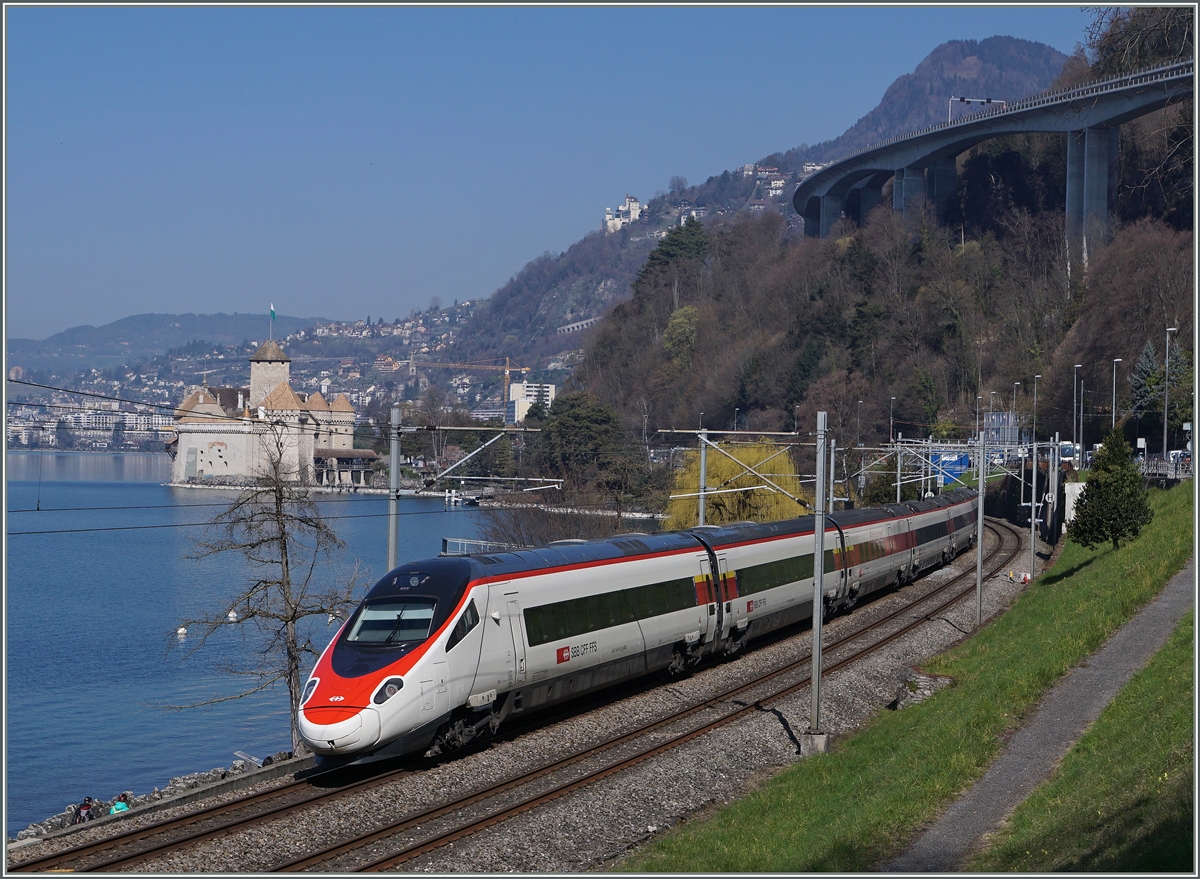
5;5;1091;341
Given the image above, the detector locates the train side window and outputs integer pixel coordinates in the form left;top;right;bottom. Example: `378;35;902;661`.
446;599;480;652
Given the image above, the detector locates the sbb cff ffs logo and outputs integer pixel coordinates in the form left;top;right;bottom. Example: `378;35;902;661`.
556;646;571;664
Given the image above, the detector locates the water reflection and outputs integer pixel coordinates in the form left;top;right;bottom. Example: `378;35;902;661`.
7;451;172;483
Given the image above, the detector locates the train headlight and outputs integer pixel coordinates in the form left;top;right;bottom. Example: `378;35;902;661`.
373;677;404;704
301;678;319;706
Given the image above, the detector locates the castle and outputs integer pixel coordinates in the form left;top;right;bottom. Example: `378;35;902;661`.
167;340;377;487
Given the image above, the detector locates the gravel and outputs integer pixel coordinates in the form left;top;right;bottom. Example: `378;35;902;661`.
9;524;1040;873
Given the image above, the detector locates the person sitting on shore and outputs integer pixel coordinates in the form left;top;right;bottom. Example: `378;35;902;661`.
109;793;130;815
71;797;94;824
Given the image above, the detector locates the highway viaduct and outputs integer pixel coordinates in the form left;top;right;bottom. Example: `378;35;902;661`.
792;59;1193;264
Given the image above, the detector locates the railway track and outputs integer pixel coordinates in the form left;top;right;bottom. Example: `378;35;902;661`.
285;519;1024;873
11;519;1023;873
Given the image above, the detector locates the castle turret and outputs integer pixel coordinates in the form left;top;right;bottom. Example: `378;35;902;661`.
248;340;291;409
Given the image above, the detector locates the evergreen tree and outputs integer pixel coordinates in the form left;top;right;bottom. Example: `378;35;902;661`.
1129;340;1193;439
535;392;625;490
637;216;707;281
1166;344;1193;439
1129;340;1160;418
1066;429;1153;550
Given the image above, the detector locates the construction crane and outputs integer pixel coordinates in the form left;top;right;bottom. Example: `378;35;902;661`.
411;357;530;408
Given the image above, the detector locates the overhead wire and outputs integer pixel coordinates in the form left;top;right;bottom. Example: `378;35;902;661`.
7;505;484;537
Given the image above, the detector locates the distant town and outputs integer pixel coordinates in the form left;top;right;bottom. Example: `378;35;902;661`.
6;300;577;455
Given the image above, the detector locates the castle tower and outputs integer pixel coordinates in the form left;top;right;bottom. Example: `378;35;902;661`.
248;340;291;409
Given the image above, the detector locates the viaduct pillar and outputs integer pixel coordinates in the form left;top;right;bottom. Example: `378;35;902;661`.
894;166;927;218
858;185;883;223
927;156;958;224
1065;127;1118;267
819;192;844;238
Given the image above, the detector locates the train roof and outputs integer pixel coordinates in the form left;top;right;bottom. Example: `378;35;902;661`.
447;488;978;580
463;529;705;579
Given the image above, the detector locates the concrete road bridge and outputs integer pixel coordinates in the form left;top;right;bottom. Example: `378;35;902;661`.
793;59;1193;262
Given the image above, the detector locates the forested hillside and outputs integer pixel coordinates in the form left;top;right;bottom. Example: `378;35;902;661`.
576;210;1192;447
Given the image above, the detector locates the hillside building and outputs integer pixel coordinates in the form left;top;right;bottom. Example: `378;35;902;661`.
603;195;643;233
506;381;556;423
167;340;377;488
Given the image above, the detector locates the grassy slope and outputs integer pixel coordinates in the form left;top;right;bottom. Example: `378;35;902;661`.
618;483;1193;873
969;611;1193;871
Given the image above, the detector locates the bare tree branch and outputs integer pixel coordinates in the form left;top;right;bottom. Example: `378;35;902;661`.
168;422;366;755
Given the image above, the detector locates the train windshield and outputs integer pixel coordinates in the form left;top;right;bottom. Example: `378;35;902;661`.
344;598;436;645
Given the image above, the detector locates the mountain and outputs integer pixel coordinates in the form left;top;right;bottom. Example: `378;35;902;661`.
7;312;321;372
790;37;1070;165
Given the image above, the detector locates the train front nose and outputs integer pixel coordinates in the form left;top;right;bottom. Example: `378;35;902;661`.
299;706;382;754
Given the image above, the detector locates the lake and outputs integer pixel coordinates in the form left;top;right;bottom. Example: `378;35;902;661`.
4;452;484;839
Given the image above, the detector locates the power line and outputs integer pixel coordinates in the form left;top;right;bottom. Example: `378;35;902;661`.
7;494;420;514
7;506;481;537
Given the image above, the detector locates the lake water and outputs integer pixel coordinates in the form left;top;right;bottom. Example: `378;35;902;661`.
4;452;484;839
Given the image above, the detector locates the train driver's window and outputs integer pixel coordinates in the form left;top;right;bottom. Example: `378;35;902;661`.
346;599;436;644
446;599;480;652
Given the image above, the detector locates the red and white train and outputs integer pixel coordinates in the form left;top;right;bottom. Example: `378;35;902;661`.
299;488;979;762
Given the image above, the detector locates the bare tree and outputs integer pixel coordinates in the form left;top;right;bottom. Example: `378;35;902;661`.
478;504;623;547
172;426;364;755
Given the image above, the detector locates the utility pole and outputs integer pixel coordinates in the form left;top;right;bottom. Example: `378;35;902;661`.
697;429;708;527
1112;359;1122;429
1080;380;1085;461
387;404;401;571
811;411;827;734
1164;327;1177;462
1080;365;1089;461
1030;439;1038;581
975;423;985;629
828;438;836;512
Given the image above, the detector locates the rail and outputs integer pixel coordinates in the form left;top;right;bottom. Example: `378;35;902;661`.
1139;459;1193;480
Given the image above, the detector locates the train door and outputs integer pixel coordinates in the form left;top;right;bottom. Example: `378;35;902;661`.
471;581;516;696
698;556;719;646
716;552;741;639
505;596;527;685
828;519;851;610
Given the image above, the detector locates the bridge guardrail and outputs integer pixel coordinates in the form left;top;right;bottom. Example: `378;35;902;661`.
803;58;1193;180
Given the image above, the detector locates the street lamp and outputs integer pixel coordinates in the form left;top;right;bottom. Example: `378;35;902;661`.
1073;364;1083;454
1013;381;1020;447
1112;359;1122;429
988;391;997;462
857;400;863;444
1164;327;1177;462
889;396;896;442
733;408;739;432
1080;379;1086;458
